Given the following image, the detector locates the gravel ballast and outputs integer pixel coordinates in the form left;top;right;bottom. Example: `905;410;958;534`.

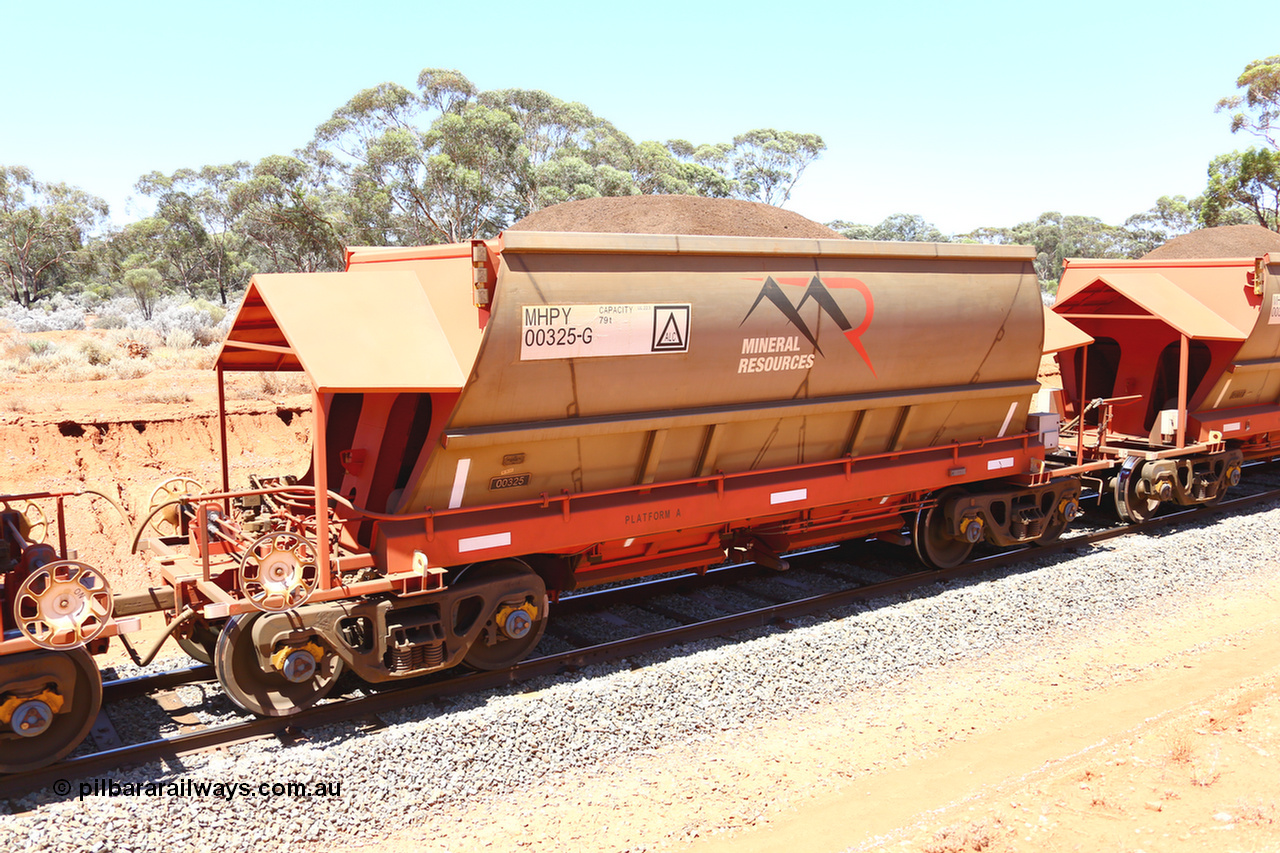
2;500;1279;851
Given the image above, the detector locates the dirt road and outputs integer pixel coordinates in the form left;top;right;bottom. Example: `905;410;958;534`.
383;563;1280;853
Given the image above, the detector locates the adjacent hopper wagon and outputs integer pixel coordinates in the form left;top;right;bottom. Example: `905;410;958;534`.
1051;253;1280;520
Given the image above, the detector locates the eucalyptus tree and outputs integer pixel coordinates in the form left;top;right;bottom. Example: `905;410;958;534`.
136;163;256;303
229;155;345;273
0;166;108;306
728;129;826;206
962;212;1131;287
1204;56;1280;231
311;68;830;244
1122;195;1213;256
827;214;949;242
1216;54;1280;148
311;71;524;244
478;86;638;214
661;140;735;197
1201;148;1280;231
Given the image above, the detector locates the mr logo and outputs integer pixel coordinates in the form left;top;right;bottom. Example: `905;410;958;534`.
740;276;876;375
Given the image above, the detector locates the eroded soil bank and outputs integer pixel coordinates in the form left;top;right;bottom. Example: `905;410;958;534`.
2;404;311;590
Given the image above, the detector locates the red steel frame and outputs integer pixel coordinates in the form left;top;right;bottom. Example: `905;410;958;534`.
188;379;1053;619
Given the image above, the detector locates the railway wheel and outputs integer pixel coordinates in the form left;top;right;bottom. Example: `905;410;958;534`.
1114;458;1161;523
459;561;548;671
14;561;114;650
0;647;102;773
175;616;224;666
913;489;974;570
214;612;343;717
3;500;48;544
146;476;205;536
237;532;319;613
1037;493;1080;546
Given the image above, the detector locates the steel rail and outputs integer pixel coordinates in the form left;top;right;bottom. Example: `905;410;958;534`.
5;482;1279;802
101;665;215;703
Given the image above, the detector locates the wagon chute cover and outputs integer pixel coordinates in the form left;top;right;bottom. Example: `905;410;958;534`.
217;270;477;392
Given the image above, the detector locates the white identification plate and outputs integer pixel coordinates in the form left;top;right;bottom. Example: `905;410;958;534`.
521;304;690;360
1270;293;1280;325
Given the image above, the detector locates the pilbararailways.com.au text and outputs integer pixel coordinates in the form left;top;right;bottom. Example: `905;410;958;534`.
65;777;342;801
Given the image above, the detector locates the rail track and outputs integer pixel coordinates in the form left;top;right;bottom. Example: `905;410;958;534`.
4;474;1280;803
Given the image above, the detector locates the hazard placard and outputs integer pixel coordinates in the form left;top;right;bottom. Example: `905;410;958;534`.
521;303;691;360
651;305;690;352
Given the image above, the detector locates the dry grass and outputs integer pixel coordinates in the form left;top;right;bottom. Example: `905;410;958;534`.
124;384;194;405
1167;732;1194;765
225;371;310;400
149;347;217;370
1192;767;1222;787
0;332;212;381
1233;799;1277;825
923;821;992;852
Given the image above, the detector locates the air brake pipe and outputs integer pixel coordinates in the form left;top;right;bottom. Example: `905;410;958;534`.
128;485;317;554
116;606;197;667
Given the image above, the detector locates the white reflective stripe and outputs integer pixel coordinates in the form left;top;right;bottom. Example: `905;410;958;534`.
624;538;635;547
996;401;1018;438
1214;379;1232;409
448;458;471;509
458;532;511;553
986;457;1015;471
770;488;807;505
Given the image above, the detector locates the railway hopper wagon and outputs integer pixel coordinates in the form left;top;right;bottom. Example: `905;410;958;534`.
1;491;137;772
1;231;1080;770
181;231;1076;711
1051;253;1280;521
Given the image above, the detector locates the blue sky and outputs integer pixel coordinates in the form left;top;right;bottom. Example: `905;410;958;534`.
2;0;1274;235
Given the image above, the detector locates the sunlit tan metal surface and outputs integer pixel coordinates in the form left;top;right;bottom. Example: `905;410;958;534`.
396;232;1044;513
217;271;470;391
1042;305;1094;353
1056;271;1246;342
1059;257;1273;335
